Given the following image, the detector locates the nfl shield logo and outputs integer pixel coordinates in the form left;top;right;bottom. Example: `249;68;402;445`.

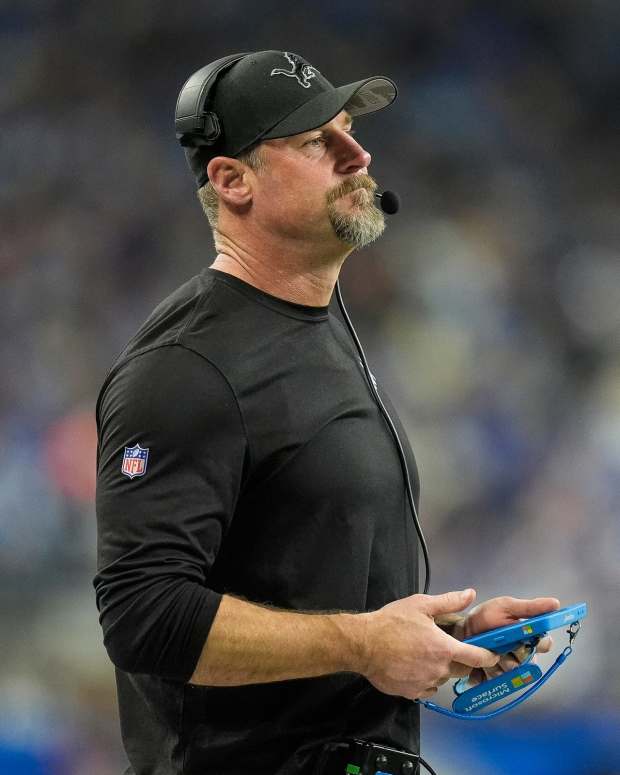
121;443;149;479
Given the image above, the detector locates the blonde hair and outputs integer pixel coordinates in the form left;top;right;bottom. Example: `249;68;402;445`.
196;145;266;234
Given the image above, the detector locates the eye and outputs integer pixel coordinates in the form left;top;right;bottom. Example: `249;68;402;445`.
303;128;356;147
305;136;326;147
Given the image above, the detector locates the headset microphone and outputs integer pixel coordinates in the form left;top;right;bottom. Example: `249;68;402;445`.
375;189;400;214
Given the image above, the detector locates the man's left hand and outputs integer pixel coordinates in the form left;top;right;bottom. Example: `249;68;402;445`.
438;594;561;686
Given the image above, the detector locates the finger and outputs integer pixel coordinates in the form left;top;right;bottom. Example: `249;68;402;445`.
449;661;471;679
452;640;500;669
509;636;552;664
435;612;466;633
536;635;553;654
466;668;485;687
498;596;561;619
497;654;520;672
423;589;477;617
482;665;506;679
511;643;532;663
480;653;521;681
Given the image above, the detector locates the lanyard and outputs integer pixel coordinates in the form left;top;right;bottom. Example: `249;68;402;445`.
416;621;582;721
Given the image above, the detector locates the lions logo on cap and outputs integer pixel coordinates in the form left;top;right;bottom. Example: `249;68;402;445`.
270;52;319;89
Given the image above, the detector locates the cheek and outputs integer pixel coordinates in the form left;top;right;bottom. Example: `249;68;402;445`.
265;176;326;221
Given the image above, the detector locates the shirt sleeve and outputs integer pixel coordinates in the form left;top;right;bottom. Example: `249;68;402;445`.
93;344;248;682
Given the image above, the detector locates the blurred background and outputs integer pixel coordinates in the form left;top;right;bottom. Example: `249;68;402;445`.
2;1;619;773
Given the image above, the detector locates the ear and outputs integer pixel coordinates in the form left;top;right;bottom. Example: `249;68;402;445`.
206;156;253;206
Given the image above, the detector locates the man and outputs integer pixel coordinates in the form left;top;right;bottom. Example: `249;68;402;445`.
94;50;559;775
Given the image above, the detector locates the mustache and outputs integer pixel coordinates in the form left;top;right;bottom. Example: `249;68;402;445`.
326;174;377;205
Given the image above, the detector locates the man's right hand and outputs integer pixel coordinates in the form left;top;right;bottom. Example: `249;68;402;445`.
360;589;500;700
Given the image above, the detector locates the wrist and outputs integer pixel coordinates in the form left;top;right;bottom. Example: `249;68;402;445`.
328;611;371;675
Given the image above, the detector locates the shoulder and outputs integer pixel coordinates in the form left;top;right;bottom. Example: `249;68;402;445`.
97;344;240;440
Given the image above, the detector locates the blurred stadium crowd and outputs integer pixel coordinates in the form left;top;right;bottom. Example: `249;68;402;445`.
2;1;619;773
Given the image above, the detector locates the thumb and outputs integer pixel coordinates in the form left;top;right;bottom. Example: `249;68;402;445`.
424;589;476;617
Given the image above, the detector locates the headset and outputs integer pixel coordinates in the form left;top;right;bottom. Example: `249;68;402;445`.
175;52;250;148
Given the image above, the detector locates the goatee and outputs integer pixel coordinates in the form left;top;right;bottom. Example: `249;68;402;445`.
326;174;386;249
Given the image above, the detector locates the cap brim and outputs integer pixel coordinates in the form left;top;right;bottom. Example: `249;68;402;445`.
260;76;397;141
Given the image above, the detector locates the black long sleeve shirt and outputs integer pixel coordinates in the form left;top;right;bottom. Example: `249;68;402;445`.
93;267;420;775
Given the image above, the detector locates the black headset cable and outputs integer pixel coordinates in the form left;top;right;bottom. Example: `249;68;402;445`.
335;279;431;595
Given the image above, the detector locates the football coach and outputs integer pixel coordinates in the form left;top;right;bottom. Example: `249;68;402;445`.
94;50;559;775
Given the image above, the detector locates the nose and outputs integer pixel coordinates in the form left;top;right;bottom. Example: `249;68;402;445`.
334;130;372;174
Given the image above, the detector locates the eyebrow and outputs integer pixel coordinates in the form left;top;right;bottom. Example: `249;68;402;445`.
286;114;354;148
306;115;354;138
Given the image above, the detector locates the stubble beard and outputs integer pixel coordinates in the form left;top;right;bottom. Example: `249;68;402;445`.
326;174;386;249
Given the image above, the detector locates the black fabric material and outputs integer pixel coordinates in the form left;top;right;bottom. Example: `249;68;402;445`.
94;266;420;775
180;50;397;188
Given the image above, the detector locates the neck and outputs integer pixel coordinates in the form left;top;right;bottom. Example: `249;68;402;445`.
210;229;354;307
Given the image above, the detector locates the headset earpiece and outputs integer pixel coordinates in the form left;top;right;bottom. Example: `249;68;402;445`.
175;53;249;148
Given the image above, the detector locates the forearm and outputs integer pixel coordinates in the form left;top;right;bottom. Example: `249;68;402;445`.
188;594;368;686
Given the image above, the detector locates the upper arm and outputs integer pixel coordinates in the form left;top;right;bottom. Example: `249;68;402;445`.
93;345;248;679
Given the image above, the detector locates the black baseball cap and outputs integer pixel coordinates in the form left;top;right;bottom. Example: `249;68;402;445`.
179;50;397;188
